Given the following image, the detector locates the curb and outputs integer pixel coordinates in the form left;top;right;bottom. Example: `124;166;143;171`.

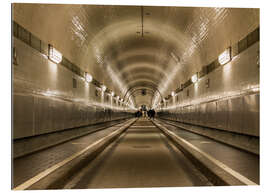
13;118;137;190
151;120;258;186
159;118;259;155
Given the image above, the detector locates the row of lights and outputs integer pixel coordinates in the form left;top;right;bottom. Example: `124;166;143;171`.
83;72;126;104
48;45;127;106
169;47;231;100
85;74;126;104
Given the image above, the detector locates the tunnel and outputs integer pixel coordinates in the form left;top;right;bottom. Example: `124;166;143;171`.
12;3;260;190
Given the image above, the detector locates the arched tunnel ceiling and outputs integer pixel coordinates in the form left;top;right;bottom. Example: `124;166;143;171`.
13;4;259;108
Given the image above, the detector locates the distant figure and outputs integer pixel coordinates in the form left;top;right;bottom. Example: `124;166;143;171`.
148;109;155;120
152;109;156;119
135;110;142;117
147;110;151;118
142;110;146;118
139;110;142;117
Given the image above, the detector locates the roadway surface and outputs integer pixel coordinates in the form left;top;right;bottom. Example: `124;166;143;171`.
63;118;211;188
13;118;259;189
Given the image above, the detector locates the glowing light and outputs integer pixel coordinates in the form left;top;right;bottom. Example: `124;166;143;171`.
218;48;231;65
101;85;107;92
111;91;115;96
171;91;175;97
191;73;198;83
251;87;260;92
42;90;60;97
85;73;93;83
48;45;62;64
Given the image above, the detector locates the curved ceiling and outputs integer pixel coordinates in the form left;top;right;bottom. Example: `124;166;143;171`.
13;4;259;108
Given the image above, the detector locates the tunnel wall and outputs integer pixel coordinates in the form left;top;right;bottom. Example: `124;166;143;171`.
158;41;259;138
13;37;133;142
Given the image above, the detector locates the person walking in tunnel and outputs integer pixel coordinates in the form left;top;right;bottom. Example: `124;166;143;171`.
152;109;156;120
139;110;142;117
147;109;155;120
135;110;142;118
147;109;151;118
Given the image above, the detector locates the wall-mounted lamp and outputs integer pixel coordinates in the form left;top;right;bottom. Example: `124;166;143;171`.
191;73;198;83
48;45;62;64
85;73;93;83
111;91;115;96
218;48;231;65
171;91;175;97
101;85;107;92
